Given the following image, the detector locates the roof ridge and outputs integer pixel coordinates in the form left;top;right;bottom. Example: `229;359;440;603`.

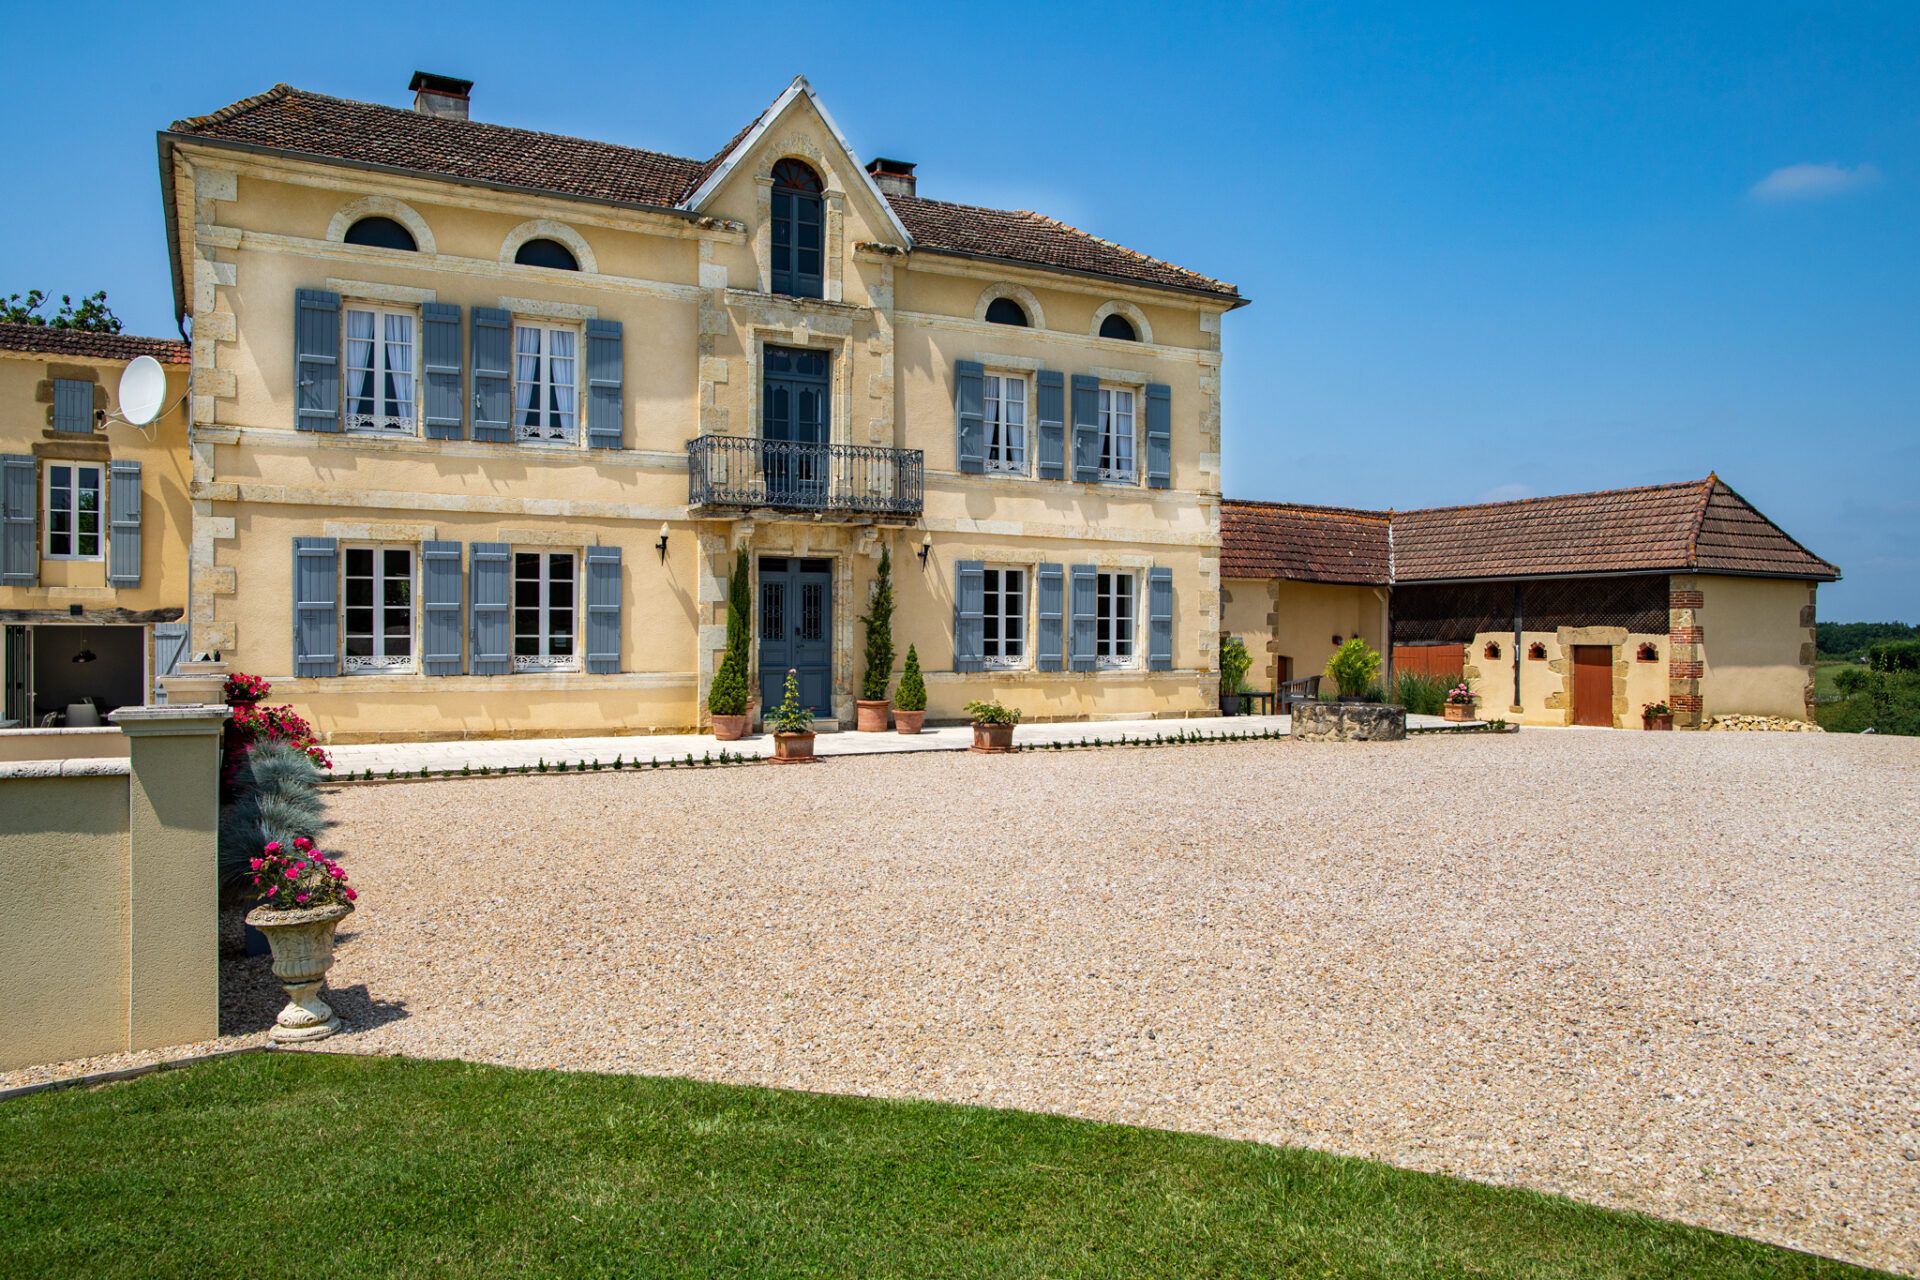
1016;209;1237;294
1223;497;1390;520
1397;477;1710;519
169;82;292;134
1683;475;1714;567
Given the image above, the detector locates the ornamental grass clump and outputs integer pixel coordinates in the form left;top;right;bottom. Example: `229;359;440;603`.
218;740;327;890
895;645;927;712
246;836;356;912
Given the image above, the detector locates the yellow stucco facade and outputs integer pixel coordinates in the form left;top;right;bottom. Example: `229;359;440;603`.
165;83;1235;741
1221;578;1387;690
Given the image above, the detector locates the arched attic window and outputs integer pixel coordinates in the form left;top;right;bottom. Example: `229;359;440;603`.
514;238;580;271
343;216;418;252
770;158;824;299
985;296;1029;327
1098;312;1138;341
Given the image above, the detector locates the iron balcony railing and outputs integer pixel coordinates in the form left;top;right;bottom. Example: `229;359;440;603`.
687;435;924;517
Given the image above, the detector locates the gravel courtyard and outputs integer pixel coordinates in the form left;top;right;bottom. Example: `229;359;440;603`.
221;732;1920;1270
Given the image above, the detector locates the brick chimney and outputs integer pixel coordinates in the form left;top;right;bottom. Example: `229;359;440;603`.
866;157;916;199
409;71;473;121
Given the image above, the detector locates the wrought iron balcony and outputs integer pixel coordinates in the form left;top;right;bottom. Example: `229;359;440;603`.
687;435;924;518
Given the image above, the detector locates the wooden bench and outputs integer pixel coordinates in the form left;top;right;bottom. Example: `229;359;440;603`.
1279;675;1322;710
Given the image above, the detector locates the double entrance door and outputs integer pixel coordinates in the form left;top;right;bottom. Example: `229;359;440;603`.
758;557;833;718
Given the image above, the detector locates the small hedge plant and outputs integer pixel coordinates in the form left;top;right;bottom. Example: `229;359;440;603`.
964;699;1021;726
1219;635;1252;697
859;545;895;702
895;644;927;712
1324;638;1383;698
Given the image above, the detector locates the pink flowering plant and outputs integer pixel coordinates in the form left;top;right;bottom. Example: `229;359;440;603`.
1445;681;1475;706
248;836;357;912
223;671;272;704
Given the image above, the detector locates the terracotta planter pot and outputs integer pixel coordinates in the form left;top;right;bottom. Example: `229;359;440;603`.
711;713;749;741
1443;702;1474;722
855;699;891;732
245;902;353;1043
772;731;817;763
970;721;1015;753
893;708;926;734
1643;713;1673;731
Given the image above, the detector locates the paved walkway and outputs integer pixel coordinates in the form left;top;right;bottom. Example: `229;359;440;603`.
324;711;1470;775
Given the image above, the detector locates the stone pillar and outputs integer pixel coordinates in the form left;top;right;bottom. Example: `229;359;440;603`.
1668;577;1705;729
160;658;228;707
109;704;229;1051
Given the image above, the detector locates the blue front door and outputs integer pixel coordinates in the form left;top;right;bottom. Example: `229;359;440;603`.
762;346;829;506
758;556;833;717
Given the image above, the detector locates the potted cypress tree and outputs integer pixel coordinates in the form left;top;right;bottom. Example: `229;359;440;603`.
709;548;753;740
893;644;927;734
770;668;818;762
856;545;895;731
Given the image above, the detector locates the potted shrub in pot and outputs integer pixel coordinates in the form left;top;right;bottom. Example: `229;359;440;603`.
893;644;928;734
709;549;753;741
965;699;1020;753
243;836;357;1043
1642;699;1674;730
1443;681;1477;722
1325;638;1383;704
1219;635;1252;715
856;545;895;731
769;668;818;762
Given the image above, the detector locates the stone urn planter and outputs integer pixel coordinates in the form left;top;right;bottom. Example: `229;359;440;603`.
245;902;353;1043
711;713;750;741
970;722;1015;753
1643;712;1674;731
893;708;925;735
772;730;817;763
855;699;891;732
1443;701;1475;722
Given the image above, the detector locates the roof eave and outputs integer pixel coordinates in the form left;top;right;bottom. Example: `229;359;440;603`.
908;244;1246;307
157;133;187;334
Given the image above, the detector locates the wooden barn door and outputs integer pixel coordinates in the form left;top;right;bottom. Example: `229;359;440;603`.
1571;645;1613;726
1392;643;1465;680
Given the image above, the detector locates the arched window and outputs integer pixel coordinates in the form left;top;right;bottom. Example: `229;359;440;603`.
1483;641;1502;660
1098;312;1137;341
343;216;418;252
513;238;580;271
1637;642;1660;663
770;158;824;299
984;296;1029;327
1527;642;1547;661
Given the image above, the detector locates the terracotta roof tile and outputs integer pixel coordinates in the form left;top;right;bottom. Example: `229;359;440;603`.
0;322;190;365
166;85;1240;301
1222;478;1838;585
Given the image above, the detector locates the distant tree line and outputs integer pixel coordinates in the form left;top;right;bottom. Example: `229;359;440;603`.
0;289;122;333
1816;620;1916;660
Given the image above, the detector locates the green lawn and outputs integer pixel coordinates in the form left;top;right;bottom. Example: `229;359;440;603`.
1815;659;1858;702
0;1053;1884;1279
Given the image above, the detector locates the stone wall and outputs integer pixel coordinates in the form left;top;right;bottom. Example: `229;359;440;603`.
1291;701;1406;742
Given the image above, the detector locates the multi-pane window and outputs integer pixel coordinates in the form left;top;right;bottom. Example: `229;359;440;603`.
983;567;1026;665
343;547;414;672
512;323;579;445
513;551;577;670
1097;387;1136;482
1095;571;1136;666
770;158;825;299
44;463;103;559
984;374;1027;474
343;305;417;434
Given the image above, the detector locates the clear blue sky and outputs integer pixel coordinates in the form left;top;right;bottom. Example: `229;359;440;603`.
5;2;1913;619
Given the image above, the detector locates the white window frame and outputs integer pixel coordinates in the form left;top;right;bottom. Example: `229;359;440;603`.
983;372;1028;475
1095;570;1136;668
43;462;104;561
982;565;1028;667
1097;385;1137;484
511;320;581;448
342;303;419;436
341;545;417;674
512;549;580;672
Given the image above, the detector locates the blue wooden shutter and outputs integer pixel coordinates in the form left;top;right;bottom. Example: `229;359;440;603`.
1036;562;1064;672
470;307;512;442
1147;567;1174;671
1145;383;1171;490
1068;565;1098;671
1035;370;1065;479
1;454;37;586
954;360;985;474
106;460;142;586
585;545;622;674
292;537;339;677
422;303;464;439
585;319;624;449
151;621;189;701
420;540;463;675
468;543;511;674
294;288;341;433
1070;375;1100;482
52;378;93;433
953;560;985;672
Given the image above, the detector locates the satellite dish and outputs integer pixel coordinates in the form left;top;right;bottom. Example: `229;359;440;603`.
117;356;167;427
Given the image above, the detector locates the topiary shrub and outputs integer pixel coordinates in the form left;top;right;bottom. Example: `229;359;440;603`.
218;740;327;890
894;644;927;712
859;545;895;702
1324;638;1383;698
